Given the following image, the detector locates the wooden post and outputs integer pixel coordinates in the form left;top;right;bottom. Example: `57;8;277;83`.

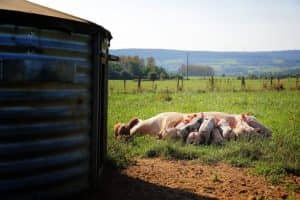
177;76;180;91
123;79;126;92
241;76;246;89
209;75;214;90
262;78;267;90
270;76;273;88
137;77;141;90
181;76;184;89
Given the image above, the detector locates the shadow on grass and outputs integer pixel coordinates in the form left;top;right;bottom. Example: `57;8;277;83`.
85;167;218;200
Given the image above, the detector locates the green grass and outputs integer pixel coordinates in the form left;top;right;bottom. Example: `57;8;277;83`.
107;79;300;182
250;162;286;184
109;78;299;94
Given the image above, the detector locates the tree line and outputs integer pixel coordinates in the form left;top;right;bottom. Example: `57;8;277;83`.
109;56;215;80
109;56;169;80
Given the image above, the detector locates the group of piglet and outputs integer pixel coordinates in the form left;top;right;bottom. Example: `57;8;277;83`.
164;113;272;145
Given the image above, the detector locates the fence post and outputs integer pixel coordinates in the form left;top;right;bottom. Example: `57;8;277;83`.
123;79;126;92
209;75;214;91
270;76;273;88
137;77;141;90
262;78;267;90
241;76;246;90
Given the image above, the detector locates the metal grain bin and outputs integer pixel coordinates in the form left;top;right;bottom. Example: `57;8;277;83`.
0;0;111;199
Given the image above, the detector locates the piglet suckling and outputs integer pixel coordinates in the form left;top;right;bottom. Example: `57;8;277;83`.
217;118;234;140
179;116;203;140
210;128;223;145
198;117;215;144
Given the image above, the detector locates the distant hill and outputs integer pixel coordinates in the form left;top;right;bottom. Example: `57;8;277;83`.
110;49;300;76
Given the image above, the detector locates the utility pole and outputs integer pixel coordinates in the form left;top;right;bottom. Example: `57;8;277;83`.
186;52;189;80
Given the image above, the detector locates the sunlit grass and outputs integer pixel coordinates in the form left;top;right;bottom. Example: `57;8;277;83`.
108;78;298;94
107;80;300;182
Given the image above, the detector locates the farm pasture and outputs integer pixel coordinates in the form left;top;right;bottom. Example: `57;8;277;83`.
107;79;300;184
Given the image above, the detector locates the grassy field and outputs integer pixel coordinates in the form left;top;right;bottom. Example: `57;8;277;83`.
109;77;299;93
107;79;300;183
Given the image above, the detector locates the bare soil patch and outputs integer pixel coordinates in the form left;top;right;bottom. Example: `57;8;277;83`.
93;158;300;200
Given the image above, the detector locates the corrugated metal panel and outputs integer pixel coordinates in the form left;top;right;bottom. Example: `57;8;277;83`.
0;24;93;199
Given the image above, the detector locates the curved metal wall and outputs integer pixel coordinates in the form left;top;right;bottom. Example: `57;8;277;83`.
0;24;94;199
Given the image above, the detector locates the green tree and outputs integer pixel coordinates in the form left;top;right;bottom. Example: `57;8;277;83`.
119;56;144;78
146;57;155;67
109;70;120;80
160;72;167;80
120;70;133;80
148;72;157;81
148;72;157;88
128;63;143;78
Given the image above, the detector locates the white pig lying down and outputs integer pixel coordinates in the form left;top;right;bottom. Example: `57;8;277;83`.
114;112;272;144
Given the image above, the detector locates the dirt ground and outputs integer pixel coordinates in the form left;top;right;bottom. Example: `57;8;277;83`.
92;158;300;200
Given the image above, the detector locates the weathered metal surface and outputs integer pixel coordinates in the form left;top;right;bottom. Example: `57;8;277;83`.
0;24;95;199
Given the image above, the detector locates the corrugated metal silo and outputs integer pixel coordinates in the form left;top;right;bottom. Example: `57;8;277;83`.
0;0;112;198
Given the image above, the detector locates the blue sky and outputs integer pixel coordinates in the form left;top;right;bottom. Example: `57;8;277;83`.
30;0;300;51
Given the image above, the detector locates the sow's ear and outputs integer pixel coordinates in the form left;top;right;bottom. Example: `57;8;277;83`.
128;118;140;129
241;113;247;121
114;123;122;137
